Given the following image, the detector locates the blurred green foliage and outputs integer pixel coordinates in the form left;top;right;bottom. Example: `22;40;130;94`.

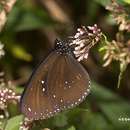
0;0;130;130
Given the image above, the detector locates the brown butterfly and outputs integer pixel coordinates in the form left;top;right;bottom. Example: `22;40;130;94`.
20;39;90;120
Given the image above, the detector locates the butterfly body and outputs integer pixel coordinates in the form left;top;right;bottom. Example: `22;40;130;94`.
20;39;90;120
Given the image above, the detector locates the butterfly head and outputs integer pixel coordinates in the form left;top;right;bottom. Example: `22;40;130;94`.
54;39;74;55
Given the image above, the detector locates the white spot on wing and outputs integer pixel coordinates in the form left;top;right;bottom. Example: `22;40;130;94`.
42;87;45;92
41;80;44;84
28;107;31;112
53;94;56;98
68;85;71;88
78;98;81;102
65;81;68;84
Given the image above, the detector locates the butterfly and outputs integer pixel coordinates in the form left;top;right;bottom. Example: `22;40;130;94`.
20;39;91;120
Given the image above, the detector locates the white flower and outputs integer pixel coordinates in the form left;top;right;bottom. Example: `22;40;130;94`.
0;42;5;58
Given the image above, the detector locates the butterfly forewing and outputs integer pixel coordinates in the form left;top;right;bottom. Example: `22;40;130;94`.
47;53;90;111
21;51;60;120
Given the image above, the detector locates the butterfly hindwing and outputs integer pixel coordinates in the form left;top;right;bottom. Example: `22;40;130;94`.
47;53;90;111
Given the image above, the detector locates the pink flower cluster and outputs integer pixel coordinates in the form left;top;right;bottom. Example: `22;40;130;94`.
70;24;102;61
0;87;20;110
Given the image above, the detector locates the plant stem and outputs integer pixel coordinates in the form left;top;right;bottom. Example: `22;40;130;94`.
0;0;17;32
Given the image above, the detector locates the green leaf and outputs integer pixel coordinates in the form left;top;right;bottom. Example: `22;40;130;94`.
66;108;89;122
0;119;8;130
91;82;118;101
117;62;127;88
5;115;24;130
14;11;49;31
81;112;112;130
99;34;109;52
95;0;130;6
119;0;130;4
5;5;54;32
14;86;24;94
100;102;130;129
11;45;32;61
95;0;111;7
90;82;130;129
67;126;76;130
52;113;68;127
8;103;20;117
